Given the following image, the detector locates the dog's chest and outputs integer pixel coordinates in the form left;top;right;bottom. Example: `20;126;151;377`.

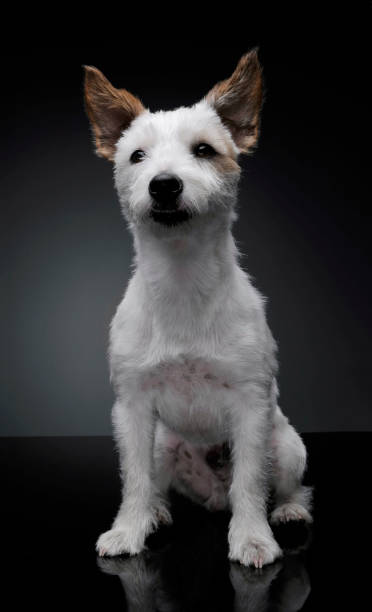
141;356;233;444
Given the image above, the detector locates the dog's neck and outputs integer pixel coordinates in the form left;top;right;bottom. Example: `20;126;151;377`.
132;210;240;331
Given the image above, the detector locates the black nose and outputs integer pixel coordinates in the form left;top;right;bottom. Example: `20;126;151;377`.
149;173;183;209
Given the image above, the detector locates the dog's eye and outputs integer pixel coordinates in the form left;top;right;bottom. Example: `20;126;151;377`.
193;143;217;158
130;149;146;164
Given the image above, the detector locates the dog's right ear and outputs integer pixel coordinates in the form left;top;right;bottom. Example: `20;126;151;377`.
83;66;145;161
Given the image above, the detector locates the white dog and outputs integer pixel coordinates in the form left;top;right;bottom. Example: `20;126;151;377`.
84;49;312;569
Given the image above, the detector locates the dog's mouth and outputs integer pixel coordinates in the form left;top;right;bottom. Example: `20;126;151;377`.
149;206;192;227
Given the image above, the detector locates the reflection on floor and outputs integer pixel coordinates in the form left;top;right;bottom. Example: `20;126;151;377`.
2;433;369;610
98;519;311;611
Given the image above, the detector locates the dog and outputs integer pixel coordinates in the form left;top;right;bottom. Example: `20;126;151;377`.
83;49;313;568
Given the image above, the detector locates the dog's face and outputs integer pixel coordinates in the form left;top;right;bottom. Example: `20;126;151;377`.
84;50;263;229
113;103;241;227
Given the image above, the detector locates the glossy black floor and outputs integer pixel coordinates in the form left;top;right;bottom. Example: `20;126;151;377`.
2;433;369;610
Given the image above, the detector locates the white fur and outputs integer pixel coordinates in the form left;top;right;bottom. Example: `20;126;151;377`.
95;99;312;568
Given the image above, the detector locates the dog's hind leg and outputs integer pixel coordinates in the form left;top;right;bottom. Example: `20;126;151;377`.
270;406;313;525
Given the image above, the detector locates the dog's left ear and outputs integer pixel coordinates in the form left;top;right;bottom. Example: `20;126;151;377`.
83;66;145;161
205;49;264;154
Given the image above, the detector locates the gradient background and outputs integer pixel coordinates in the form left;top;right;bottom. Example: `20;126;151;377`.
3;12;371;436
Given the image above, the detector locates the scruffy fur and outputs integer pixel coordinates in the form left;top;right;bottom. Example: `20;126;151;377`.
84;50;313;569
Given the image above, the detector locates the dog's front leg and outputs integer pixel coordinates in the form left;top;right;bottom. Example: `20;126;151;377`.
96;396;160;557
228;383;282;568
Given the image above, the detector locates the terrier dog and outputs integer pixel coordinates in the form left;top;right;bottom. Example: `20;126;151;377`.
84;49;312;568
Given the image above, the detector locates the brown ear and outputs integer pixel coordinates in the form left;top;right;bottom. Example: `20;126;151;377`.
205;49;264;154
83;66;145;161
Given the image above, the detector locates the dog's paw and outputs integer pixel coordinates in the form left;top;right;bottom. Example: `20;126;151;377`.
228;522;282;568
96;505;167;557
96;527;146;557
270;503;313;525
229;537;282;569
152;499;173;525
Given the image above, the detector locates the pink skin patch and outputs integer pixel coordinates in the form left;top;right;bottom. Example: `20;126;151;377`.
141;358;230;393
172;439;231;510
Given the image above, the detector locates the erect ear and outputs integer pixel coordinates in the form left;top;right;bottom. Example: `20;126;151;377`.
83;66;145;161
205;49;264;154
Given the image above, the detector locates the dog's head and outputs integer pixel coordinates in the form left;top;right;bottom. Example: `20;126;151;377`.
84;51;264;230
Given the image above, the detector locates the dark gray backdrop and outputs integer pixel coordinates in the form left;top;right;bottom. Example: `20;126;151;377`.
3;14;371;436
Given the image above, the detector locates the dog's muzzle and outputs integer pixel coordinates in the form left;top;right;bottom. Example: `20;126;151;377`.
149;173;191;226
